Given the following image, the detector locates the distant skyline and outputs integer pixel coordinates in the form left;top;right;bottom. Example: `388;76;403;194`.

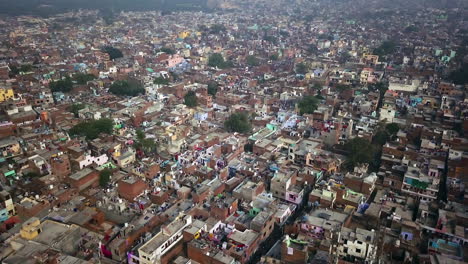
0;0;210;16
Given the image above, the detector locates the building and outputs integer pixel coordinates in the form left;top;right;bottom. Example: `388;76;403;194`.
335;227;377;263
139;214;193;264
67;168;99;191
118;176;148;201
0;190;15;222
401;161;440;202
0;88;14;102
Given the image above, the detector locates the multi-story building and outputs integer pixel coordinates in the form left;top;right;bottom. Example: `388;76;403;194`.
335;227;377;263
0;88;14;102
401;161;440;202
139;214;193;264
0;190;14;222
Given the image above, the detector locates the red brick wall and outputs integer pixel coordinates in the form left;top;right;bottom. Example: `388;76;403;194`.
118;180;148;201
281;241;308;264
69;170;99;191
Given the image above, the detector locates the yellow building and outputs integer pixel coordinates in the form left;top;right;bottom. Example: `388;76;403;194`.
0;88;14;102
20;217;42;240
178;31;191;39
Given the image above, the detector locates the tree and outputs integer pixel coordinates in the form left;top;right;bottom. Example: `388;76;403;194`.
373;122;400;145
374;41;397;57
263;35;277;44
19;64;33;73
135;129;157;155
100;9;115;25
269;54;279;61
246;55;260;66
448;64;468;85
373;130;390;146
295;62;308;74
404;25;419;33
343;137;378;171
154;77;169;85
207;82;218;98
102;46;123;60
385;123;400;136
208;53;232;69
69;118;114;140
159;47;175;54
307;44;318;54
244;142;254;152
73;73;96;85
335;84;351;93
23;171;40;179
99;169;112;187
210;24;226;34
109;80;145;96
224;113;251;134
208;53;225;68
69;103;86;118
184;91;198;107
297;96;319;115
304;14;314;22
311;83;322;91
50;76;73;93
338;51;351;64
279;30;289;37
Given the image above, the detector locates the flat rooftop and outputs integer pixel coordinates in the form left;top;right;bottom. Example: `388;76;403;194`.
69;168;93;181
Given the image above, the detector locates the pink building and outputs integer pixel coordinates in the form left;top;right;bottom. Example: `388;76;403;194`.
166;55;184;68
285;185;304;204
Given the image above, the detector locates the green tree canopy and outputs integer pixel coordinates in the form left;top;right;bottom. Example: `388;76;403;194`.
210;24;226;34
307;44;318;54
109;80;145;96
154;77;169;85
135;129;157;155
225;112;252;134
372;122;400;145
73;73;96;85
336;84;351;93
246;55;260;66
297;96;319;115
385;123;400;136
263;35;277;44
208;53;232;69
184;91;198;107
448;64;468;85
295;62;308;74
69;103;86;118
69;118;114;140
159;47;175;54
343;137;379;171
50;76;73;93
269;54;279;61
374;41;397;57
18;64;34;73
404;25;419;33
207;82;218;98
102;46;123;60
99;169;112;187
